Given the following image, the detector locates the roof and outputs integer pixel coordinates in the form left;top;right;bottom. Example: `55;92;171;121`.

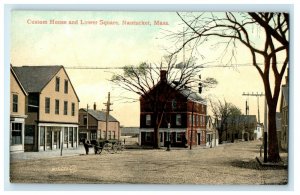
13;66;62;93
170;81;206;103
81;108;119;122
179;87;206;103
10;65;28;96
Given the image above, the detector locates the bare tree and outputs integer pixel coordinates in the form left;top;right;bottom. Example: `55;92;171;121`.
111;55;217;148
169;12;288;162
210;99;242;144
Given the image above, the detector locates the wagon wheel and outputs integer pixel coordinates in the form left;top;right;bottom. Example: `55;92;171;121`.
103;143;111;153
112;143;118;153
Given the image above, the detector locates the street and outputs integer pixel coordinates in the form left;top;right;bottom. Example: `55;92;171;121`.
10;140;288;184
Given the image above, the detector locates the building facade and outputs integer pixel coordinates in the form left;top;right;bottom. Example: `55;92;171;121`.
13;65;80;151
223;115;257;142
10;66;28;153
78;104;120;143
206;115;218;148
280;76;288;151
139;70;207;147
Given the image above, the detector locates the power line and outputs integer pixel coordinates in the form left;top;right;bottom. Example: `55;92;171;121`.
64;62;270;70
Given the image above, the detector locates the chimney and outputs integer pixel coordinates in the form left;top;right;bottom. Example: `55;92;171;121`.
93;102;96;110
160;70;167;82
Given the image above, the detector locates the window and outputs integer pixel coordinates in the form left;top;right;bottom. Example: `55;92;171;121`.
74;128;77;142
55;77;60;92
64;127;68;143
55;99;59;114
71;103;75;116
12;94;18;112
69;127;73;147
189;115;192;126
46;127;52;146
103;131;107;140
146;114;151;126
64;101;68;115
176;132;182;142
40;127;45;146
91;130;97;140
11;123;22;145
45;97;50;113
113;131;116;139
176;114;182;126
145;132;152;142
64;79;68;94
109;131;112;139
83;115;87;125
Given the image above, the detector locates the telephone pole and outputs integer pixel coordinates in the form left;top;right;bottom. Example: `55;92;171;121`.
103;92;113;140
242;92;264;123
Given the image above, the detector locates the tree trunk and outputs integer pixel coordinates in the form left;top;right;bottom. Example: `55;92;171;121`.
267;102;281;162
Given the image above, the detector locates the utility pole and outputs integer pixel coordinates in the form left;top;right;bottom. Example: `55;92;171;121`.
103;92;113;140
86;104;89;130
242;92;264;123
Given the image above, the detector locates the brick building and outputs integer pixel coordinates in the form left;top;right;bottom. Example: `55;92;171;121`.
139;70;207;147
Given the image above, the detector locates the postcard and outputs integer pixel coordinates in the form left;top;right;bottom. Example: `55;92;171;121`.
9;10;289;185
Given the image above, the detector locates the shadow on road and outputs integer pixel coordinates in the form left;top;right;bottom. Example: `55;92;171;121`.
230;159;287;170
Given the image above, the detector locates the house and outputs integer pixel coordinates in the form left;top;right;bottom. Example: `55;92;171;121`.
225;115;257;142
13;65;80;151
206;115;218;148
78;103;120;143
280;75;288;151
254;123;263;140
139;70;207;147
10;65;28;153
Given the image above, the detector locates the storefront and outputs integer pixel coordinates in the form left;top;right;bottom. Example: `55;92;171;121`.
38;123;78;151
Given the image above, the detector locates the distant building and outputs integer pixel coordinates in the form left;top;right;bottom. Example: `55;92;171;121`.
280;75;288;151
139;70;207;147
78;103;120;142
276;112;282;149
206;115;218;147
13;65;80;151
121;127;140;137
225;115;257;142
10;66;28;153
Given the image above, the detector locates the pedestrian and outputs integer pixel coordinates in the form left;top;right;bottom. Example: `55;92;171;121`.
83;139;89;155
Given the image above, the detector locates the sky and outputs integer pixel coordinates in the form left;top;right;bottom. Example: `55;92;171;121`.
10;11;288;127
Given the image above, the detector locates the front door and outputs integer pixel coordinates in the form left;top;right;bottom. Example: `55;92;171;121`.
24;125;35;151
159;132;164;147
197;133;201;145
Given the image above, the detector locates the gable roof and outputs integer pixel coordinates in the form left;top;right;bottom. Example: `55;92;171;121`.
13;65;80;101
13;66;62;93
81;108;119;122
10;65;28;96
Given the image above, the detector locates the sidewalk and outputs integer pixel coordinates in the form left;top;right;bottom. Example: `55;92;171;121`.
10;145;86;162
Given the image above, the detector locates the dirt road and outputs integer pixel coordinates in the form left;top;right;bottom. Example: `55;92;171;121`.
10;140;288;184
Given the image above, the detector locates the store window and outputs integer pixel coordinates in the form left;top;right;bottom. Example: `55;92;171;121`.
11;122;22;145
40;126;45;146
